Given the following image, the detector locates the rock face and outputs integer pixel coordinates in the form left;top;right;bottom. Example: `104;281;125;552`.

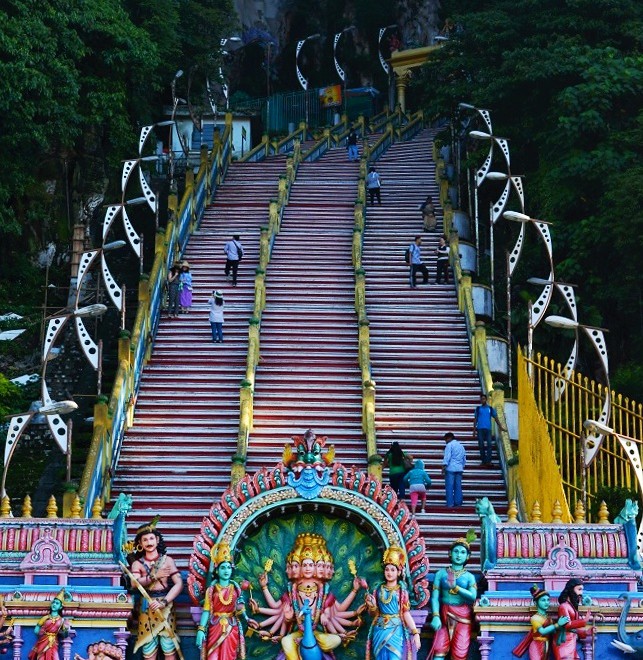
233;0;441;52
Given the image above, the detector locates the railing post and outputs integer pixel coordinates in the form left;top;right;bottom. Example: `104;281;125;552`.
259;225;270;271
364;380;380;479
353;229;362;270
355;268;366;314
278;176;288;206
254;269;266;317
474;321;487;370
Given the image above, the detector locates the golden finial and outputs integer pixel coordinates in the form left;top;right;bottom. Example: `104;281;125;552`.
0;496;11;518
574;499;586;524
22;495;33;518
70;494;82;519
506;499;519;523
551;500;563;523
598;500;610;524
530;501;542;522
264;558;274;573
91;497;103;519
46;495;58;519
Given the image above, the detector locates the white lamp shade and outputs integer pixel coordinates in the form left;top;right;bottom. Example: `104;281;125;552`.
470;130;491;139
583;418;614;435
38;400;78;415
504;210;531;223
544;315;579;330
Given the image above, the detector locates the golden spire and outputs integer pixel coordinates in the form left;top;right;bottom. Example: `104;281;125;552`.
597;500;610;524
530;500;542;523
46;495;58;519
22;495;33;518
91;497;103;519
506;499;519;523
551;500;563;523
574;499;586;524
70;494;82;519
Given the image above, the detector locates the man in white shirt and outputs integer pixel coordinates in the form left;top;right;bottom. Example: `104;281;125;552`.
223;234;243;286
408;236;429;288
442;432;466;507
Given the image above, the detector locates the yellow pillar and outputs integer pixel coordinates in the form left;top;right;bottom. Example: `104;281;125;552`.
395;72;410;113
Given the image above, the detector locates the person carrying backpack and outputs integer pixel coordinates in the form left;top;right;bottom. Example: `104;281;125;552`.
407;236;429;288
224;234;243;287
473;393;507;466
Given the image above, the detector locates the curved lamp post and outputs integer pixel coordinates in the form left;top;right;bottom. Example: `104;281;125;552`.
219;37;243;111
583;418;643;551
3;400;79;498
334;26;355;117
296;33;321;126
545;315;611;475
378;25;397;110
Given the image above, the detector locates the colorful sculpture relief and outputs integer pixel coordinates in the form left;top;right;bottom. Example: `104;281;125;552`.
427;535;477;660
612;593;643;657
28;589;70;660
552;578;593;659
196;541;256;659
251;533;368;659
364;545;421;660
512;585;569;659
125;521;183;660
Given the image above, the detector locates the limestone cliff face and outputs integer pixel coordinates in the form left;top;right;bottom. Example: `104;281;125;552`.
234;0;441;52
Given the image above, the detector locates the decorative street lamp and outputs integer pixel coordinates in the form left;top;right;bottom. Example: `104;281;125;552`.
219;37;243;111
583;418;643;549
333;26;355;118
3;400;79;498
545;315;611;468
378;25;397;110
295;33;321;126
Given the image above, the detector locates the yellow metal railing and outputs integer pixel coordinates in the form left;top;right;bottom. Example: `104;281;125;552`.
79;117;234;512
232;144;301;484
352;174;380;478
434;147;521;511
517;347;572;521
524;350;643;518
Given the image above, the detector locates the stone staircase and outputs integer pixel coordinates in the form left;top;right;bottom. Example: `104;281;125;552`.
246;146;366;470
110;129;509;575
111;157;287;565
362;129;507;570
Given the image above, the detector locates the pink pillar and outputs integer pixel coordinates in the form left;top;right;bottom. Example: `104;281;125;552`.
11;625;23;660
478;632;495;660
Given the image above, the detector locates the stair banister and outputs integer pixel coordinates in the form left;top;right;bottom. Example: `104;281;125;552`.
435;148;524;516
79;126;229;515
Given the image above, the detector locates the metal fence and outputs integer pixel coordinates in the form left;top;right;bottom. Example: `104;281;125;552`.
525;350;643;517
235;89;379;133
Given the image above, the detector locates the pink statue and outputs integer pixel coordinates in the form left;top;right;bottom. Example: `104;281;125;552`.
512;585;570;659
28;590;69;660
427;537;477;660
552;578;593;660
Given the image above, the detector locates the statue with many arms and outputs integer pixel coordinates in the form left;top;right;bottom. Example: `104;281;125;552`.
251;532;368;659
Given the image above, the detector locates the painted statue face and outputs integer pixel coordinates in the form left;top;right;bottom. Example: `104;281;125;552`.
573;584;584;598
301;558;315;578
218;561;233;581
450;544;469;567
51;598;63;614
315;560;326;579
537;594;550;610
285;562;293;579
384;563;400;583
140;532;158;554
291;561;301;579
324;561;334;580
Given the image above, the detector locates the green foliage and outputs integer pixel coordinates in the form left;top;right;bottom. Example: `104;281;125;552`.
0;373;23;418
416;0;643;394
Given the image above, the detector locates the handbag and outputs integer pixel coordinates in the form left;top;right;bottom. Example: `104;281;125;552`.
403;455;414;471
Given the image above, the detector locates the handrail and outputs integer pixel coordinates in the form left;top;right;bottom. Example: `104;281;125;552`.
397;111;424;142
79;115;235;514
368;108;390;130
239;133;273;163
366;125;394;163
435;150;522;516
274;122;308;155
232;144;301;484
302;128;332;162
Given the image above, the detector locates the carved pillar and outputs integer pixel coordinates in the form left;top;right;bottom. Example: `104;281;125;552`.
581;634;593;660
114;627;130;657
61;627;76;660
478;632;495;660
12;625;22;660
395;71;411;113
